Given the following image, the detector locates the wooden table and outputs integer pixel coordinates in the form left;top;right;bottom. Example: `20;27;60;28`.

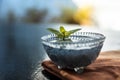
42;51;120;80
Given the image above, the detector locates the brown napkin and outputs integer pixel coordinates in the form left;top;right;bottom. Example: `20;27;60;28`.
42;51;120;80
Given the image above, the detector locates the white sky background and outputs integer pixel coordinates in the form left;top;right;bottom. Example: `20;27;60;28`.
72;0;120;31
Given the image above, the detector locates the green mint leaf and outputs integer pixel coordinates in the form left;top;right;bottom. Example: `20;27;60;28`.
67;28;81;36
47;28;61;35
57;34;64;38
60;26;66;34
47;28;63;38
47;26;81;41
64;31;70;38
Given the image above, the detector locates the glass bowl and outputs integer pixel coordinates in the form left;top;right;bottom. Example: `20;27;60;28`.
41;32;105;73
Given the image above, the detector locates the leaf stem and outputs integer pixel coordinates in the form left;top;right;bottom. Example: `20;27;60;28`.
62;32;65;41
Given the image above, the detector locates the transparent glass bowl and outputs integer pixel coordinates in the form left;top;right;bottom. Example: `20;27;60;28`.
41;32;105;73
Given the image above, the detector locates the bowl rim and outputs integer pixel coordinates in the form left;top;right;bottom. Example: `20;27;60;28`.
41;32;106;49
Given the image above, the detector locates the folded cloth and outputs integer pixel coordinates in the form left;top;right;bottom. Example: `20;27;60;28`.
42;51;120;80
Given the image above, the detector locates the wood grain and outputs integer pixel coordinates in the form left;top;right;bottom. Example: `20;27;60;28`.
42;51;120;80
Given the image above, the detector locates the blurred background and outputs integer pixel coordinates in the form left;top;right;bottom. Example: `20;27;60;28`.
1;0;120;30
0;0;120;80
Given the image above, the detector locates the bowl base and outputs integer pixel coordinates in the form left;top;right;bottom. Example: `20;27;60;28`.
74;67;84;73
57;66;84;73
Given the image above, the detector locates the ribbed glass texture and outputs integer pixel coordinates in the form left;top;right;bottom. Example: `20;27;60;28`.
41;32;105;50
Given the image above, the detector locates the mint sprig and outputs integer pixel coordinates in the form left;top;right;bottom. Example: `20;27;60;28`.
47;26;81;41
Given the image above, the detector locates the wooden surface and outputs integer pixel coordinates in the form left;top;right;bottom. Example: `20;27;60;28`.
42;51;120;80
